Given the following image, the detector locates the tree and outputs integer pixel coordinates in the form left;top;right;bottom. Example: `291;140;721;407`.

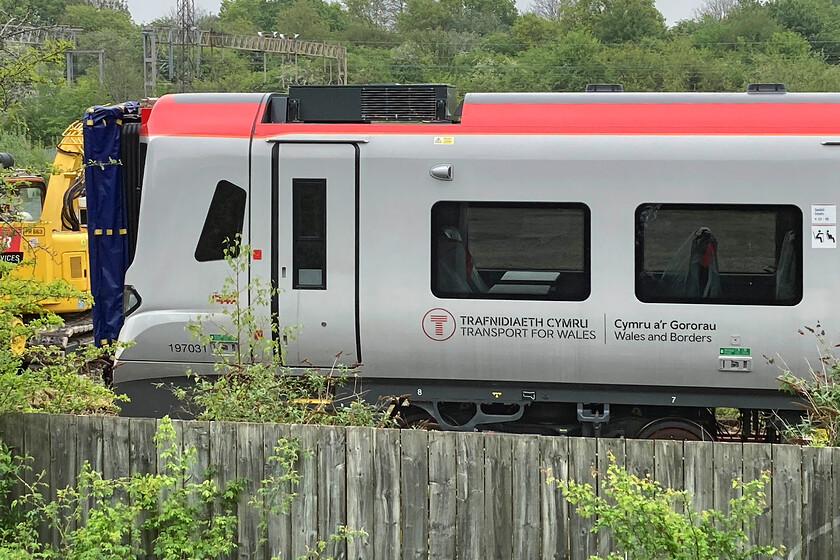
512;12;562;47
273;0;334;39
528;0;560;20
398;0;516;35
504;29;603;91
560;0;666;43
766;0;840;62
0;0;67;25
690;1;784;56
16;75;109;145
593;0;665;42
0;24;69;116
694;0;739;21
59;4;144;102
344;0;404;30
218;0;287;34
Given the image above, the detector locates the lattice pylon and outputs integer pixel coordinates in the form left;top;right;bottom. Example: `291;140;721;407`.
174;0;197;91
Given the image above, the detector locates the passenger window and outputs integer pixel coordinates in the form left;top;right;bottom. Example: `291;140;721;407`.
431;201;590;301
293;179;326;289
194;180;246;262
635;203;802;305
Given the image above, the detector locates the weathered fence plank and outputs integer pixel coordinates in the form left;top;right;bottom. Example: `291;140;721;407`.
684;440;714;513
346;426;374;560
624;439;654;479
801;447;833;560
540;434;569;560
742;442;772;550
772;444;802;558
183;421;212;559
75;415;103;475
512;435;541;560
596;437;625;559
129;417;157;555
485;433;515;560
291;424;318;560
237;422;265;560
24;414;51;544
317;426;347;560
429;431;457;560
129;417;157;476
373;428;400;560
209;421;238;519
73;416;103;540
50;414;77;549
455;431;484;560
0;413;26;518
102;416;130;481
182;420;210;493
401;429;429;560
263;423;292;560
568;437;597;560
653;440;683;492
158;418;184;480
0;412;25;454
512;436;540;560
101;414;130;548
712;441;742;516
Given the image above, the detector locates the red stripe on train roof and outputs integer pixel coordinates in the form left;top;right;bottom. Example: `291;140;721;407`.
143;99;840;137
460;102;840;134
143;100;263;137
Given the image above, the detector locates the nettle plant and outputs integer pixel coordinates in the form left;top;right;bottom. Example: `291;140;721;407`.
550;453;783;560
178;238;394;427
0;169;123;414
0;417;365;559
777;321;840;447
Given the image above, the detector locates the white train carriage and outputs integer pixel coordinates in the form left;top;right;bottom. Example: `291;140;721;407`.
115;84;837;439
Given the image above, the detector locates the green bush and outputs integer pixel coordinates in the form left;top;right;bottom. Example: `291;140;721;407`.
0;417;361;559
777;321;840;447
0;130;51;172
0;417;241;559
178;239;395;428
552;453;783;560
0;168;125;415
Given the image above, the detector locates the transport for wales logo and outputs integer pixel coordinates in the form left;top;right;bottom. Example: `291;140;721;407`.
422;308;456;341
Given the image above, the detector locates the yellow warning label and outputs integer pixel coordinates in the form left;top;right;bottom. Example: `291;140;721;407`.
434;136;455;145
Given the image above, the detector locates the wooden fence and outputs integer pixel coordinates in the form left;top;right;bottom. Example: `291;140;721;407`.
0;413;838;560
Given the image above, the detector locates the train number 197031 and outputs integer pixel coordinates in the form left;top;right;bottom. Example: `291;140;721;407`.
168;343;208;353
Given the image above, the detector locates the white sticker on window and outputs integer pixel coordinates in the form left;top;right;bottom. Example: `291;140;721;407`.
812;204;836;224
812;225;837;248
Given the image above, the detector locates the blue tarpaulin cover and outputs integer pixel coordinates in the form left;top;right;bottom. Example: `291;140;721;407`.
83;102;139;345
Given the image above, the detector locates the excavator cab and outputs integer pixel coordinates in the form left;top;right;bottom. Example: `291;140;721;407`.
3;172;46;222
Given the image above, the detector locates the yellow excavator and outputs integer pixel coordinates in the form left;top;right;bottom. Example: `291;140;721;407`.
1;122;93;352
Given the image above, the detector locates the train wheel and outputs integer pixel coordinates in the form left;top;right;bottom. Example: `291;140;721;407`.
634;417;715;441
395;406;439;430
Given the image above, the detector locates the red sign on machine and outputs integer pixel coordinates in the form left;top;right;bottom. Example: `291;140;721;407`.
0;230;22;263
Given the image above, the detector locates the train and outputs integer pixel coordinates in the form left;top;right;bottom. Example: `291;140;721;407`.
111;83;835;440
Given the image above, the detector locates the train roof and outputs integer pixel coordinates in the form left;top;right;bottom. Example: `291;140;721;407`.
141;89;840;138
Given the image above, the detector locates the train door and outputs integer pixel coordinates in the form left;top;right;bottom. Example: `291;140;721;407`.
275;143;358;368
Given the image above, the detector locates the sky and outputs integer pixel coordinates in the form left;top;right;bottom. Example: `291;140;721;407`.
126;0;704;27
